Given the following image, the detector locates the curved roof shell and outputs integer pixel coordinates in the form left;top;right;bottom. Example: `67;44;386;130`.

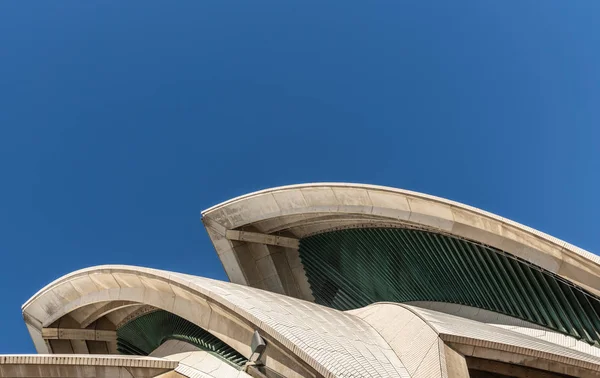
20;265;600;378
201;183;600;345
22;265;410;378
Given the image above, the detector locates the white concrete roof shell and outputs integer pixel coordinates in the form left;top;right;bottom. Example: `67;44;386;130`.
408;301;600;359
22;265;410;378
201;183;600;296
351;303;600;376
22;265;600;377
150;340;251;378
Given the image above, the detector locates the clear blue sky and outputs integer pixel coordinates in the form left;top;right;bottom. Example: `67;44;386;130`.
1;1;599;353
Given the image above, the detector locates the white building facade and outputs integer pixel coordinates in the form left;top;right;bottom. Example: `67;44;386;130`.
4;183;600;378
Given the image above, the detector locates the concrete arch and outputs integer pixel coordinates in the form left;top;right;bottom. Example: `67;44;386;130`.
351;303;600;378
407;301;600;359
20;265;600;377
22;265;409;378
201;183;600;297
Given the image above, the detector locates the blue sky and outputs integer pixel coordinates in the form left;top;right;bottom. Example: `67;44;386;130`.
1;1;599;353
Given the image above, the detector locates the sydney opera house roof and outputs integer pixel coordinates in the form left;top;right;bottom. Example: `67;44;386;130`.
4;183;600;377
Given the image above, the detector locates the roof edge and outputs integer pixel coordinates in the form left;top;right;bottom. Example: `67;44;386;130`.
200;182;597;269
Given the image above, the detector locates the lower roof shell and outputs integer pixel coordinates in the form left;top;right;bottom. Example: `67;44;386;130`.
22;265;410;378
20;265;600;378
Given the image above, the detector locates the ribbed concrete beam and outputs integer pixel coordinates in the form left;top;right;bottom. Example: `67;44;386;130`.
41;328;116;342
79;301;138;328
225;230;299;249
